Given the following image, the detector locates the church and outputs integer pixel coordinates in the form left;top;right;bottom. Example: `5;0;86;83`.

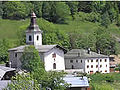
8;12;66;71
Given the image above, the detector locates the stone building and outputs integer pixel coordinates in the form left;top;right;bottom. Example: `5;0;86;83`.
65;49;109;74
8;12;66;71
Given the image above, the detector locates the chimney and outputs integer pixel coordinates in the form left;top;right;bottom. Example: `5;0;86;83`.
87;48;90;54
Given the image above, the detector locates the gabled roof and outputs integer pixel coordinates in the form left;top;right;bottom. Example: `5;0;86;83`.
0;66;15;80
8;45;67;53
65;49;108;59
63;75;89;87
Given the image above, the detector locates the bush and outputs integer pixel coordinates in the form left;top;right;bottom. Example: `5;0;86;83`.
74;12;100;23
91;83;114;90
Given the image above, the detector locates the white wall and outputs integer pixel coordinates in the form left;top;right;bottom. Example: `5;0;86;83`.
85;58;109;74
34;32;42;46
44;47;65;71
64;57;109;74
26;32;42;46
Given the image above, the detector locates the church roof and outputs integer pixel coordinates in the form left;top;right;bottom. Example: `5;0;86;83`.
65;49;109;59
26;11;42;33
8;45;67;53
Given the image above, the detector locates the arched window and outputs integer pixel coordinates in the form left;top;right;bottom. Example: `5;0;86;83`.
29;35;32;41
53;63;56;69
37;35;39;41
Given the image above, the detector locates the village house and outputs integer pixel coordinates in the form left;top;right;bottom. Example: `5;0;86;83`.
63;75;89;90
65;49;110;74
8;12;66;71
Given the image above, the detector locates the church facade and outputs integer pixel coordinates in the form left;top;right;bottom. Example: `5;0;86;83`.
8;12;66;71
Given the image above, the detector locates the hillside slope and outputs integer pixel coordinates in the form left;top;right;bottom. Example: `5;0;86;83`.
0;18;120;43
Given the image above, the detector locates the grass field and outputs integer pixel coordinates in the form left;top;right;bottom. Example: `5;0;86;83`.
89;73;120;90
0;18;120;45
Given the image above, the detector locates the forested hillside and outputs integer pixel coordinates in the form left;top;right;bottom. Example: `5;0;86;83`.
1;1;120;63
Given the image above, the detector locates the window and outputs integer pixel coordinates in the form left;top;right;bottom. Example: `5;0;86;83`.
105;70;107;72
76;60;78;63
29;35;32;41
87;65;89;68
96;65;98;68
70;60;73;63
53;63;56;69
72;65;74;69
100;59;102;62
100;65;102;68
96;59;98;62
91;60;93;62
37;35;39;40
52;53;56;58
87;60;89;63
91;65;93;68
105;59;107;62
106;65;107;67
15;53;17;57
81;60;82;63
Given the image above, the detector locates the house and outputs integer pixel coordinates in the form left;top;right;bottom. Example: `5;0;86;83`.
63;75;89;90
8;12;66;71
0;66;15;80
65;49;109;74
109;55;120;72
0;66;15;90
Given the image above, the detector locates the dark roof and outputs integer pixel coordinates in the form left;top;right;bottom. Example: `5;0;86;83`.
8;45;67;54
65;49;108;59
26;11;42;33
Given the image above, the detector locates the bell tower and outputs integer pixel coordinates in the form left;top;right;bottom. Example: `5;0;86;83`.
26;12;42;46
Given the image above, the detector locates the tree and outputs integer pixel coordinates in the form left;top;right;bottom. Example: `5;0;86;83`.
76;33;96;51
17;25;27;46
101;11;111;28
20;45;44;72
68;32;78;49
5;73;40;90
32;1;43;18
78;1;92;13
95;28;117;55
41;71;69;90
53;2;70;23
42;2;51;21
0;39;10;63
42;2;70;23
0;1;3;18
92;1;119;26
66;2;78;20
2;1;28;19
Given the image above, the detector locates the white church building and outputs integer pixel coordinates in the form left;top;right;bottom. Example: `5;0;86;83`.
8;12;110;74
8;12;66;71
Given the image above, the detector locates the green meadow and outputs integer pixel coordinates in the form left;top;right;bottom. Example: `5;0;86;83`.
1;18;120;42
